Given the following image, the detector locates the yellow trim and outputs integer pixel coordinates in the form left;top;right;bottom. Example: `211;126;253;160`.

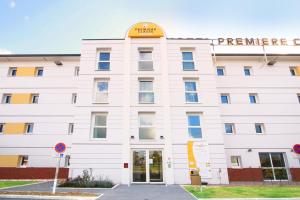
16;67;36;76
295;66;300;76
128;22;164;38
0;155;20;167
187;141;197;169
4;123;26;135
11;94;32;104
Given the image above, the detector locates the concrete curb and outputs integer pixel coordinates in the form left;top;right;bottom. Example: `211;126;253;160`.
0;194;102;200
180;185;199;200
58;183;119;190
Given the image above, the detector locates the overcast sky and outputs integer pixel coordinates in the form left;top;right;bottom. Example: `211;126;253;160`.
1;0;300;54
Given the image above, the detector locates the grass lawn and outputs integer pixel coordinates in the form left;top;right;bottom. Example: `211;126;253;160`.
0;181;38;188
184;185;300;198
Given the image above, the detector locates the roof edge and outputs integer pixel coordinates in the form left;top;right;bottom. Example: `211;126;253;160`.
0;54;81;57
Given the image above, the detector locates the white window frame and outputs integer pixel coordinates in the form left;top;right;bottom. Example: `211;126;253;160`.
138;112;155;140
255;123;265;134
94;79;109;103
216;66;225;76
184;80;199;103
68;123;74;135
35;67;44;77
97;51;111;71
231;156;242;168
8;67;17;77
249;93;259;104
2;94;12;104
259;152;289;181
289;67;296;76
19;155;28;168
91;113;107;140
74;66;80;76
31;94;39;104
71;93;77;104
25;123;34;134
225;123;235;135
244;66;252;76
220;93;230;104
139;80;154;104
182;51;195;71
0;123;4;134
138;50;153;71
187;113;202;139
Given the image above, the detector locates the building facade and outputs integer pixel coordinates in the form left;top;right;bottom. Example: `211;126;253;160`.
0;22;299;184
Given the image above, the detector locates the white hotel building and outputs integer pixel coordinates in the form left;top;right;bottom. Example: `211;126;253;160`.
0;22;299;185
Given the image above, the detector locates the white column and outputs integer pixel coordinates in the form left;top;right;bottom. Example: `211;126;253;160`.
121;37;131;185
160;37;174;184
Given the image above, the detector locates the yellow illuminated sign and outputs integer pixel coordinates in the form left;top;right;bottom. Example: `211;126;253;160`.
128;22;164;38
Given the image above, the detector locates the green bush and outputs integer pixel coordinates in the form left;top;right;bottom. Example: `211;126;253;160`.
59;170;114;188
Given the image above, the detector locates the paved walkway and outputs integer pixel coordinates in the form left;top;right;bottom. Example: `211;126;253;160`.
100;184;195;200
0;181;195;200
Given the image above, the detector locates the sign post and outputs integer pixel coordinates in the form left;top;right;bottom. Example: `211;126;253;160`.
52;142;66;194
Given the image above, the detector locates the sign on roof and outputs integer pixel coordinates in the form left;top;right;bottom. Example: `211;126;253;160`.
128;22;164;38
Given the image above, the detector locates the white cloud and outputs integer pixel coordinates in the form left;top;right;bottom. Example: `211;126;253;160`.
24;16;30;21
0;49;13;54
9;1;16;8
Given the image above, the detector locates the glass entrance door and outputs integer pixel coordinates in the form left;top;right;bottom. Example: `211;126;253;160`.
132;150;146;182
132;150;163;183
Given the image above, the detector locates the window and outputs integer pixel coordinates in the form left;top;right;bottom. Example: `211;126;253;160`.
2;94;11;104
244;66;252;76
31;94;39;104
187;114;202;138
64;155;70;167
19;156;28;168
25;123;34;134
249;93;258;104
0;123;4;134
184;81;198;103
92;113;107;139
36;67;43;77
139;51;153;71
290;67;296;76
139;113;155;140
98;52;110;70
95;81;108;103
297;94;300;103
255;123;264;134
231;156;242;168
74;66;80;76
182;52;195;70
220;93;230;104
8;67;17;77
139;81;154;103
72;93;77;104
259;152;288;181
225;123;235;134
68;123;74;134
217;67;225;76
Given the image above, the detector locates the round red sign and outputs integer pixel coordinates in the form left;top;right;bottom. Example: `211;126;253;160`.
55;142;66;153
293;144;300;154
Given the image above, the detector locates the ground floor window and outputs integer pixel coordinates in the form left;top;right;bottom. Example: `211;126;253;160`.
259;152;288;181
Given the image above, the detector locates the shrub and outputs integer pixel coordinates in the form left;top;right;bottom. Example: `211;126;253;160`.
59;169;114;188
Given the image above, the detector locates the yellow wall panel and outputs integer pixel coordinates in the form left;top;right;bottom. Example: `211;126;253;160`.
16;67;36;76
187;141;197;169
4;123;26;135
295;66;300;76
11;94;32;104
0;155;20;167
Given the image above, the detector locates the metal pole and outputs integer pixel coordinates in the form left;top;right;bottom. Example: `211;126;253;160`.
52;154;61;194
